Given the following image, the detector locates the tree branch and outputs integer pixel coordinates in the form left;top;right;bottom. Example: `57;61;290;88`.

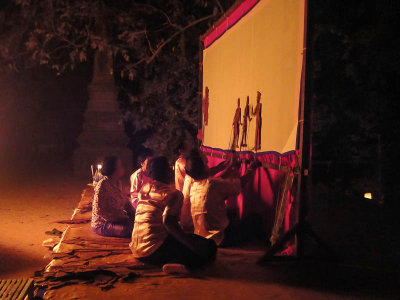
144;30;154;54
125;13;215;70
214;0;225;13
131;3;182;30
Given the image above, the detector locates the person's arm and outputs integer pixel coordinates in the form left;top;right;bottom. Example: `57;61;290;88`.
178;160;188;191
124;200;136;221
209;160;229;176
180;176;194;230
174;161;179;189
219;157;241;179
162;191;196;250
181;175;191;205
214;177;242;197
130;172;140;203
209;157;242;196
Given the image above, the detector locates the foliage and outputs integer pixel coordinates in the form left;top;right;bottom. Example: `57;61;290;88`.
118;58;200;161
0;0;233;162
2;0;399;204
0;0;217;73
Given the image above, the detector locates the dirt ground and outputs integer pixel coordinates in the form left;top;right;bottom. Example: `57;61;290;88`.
0;173;398;299
0;173;86;278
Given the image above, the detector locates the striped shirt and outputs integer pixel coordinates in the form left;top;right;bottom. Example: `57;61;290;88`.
130;181;183;258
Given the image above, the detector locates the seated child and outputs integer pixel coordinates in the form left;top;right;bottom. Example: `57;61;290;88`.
183;154;260;245
130;149;153;209
130;156;217;274
92;156;135;238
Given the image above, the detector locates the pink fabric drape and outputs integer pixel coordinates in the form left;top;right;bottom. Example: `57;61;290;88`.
202;0;260;48
201;146;298;234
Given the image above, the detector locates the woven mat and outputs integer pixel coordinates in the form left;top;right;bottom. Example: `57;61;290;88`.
35;186;155;299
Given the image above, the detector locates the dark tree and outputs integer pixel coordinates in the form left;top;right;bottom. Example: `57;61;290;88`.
0;0;235;161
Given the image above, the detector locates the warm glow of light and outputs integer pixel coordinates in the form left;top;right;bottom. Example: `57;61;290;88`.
202;0;305;152
364;192;373;200
97;164;102;169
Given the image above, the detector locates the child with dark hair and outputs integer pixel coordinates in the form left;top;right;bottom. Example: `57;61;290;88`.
180;148;229;232
92;156;135;237
183;154;260;245
130;149;153;209
130;156;217;275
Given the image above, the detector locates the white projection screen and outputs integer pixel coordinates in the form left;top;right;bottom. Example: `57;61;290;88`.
202;0;306;154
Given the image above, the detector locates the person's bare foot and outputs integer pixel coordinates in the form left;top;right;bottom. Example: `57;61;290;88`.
162;264;190;275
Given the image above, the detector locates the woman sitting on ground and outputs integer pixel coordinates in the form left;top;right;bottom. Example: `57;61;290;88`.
91;156;135;238
130;156;217;274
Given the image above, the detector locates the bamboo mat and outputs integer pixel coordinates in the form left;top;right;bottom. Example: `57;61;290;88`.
35;185;154;299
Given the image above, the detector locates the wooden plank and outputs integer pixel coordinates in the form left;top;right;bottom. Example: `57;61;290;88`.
1;279;16;299
4;279;16;299
0;279;12;298
16;279;33;300
0;279;34;300
9;279;27;300
0;281;8;295
4;278;20;300
0;281;6;291
10;278;32;300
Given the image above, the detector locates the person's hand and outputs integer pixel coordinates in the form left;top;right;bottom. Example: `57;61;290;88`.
230;156;241;170
219;158;240;179
216;160;229;169
248;159;262;170
210;160;229;176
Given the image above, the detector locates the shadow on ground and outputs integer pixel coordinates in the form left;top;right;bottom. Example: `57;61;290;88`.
203;256;398;299
0;245;45;277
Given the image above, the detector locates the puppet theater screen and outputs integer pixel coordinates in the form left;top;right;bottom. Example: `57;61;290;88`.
200;0;306;246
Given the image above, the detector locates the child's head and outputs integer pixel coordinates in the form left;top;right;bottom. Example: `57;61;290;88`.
185;154;208;180
176;139;192;157
101;156;124;179
147;156;173;184
137;149;153;173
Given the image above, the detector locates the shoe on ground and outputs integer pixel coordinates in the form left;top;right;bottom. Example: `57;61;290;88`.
162;264;190;275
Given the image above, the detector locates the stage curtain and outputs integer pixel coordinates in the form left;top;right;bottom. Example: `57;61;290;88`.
201;146;298;234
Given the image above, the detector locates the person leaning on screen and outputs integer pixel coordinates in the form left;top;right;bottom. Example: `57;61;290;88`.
183;153;261;246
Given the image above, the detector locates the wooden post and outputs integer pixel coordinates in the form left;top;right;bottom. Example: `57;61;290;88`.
198;39;204;145
296;0;313;258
